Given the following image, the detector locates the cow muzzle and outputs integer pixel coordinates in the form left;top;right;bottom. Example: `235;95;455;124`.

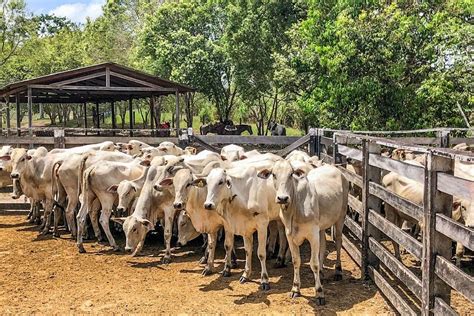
204;202;215;210
10;173;19;179
276;195;290;205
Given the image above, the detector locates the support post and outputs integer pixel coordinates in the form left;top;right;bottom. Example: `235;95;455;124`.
149;96;155;136
361;139;382;279
54;129;65;148
27;87;33;136
15;94;20;136
332;133;341;164
421;151;453;315
437;130;450;148
175;90;180;137
6;97;10;136
95;101;100;135
105;67;111;87
83;102;88;136
129;97;133;137
111;101;116;136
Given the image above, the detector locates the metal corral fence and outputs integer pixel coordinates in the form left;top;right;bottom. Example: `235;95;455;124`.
0;127;472;314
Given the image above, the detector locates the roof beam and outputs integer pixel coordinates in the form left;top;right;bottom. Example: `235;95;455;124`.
29;84;177;92
109;71;163;89
55;71;106;86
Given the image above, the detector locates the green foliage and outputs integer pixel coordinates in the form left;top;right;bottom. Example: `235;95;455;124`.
0;0;472;132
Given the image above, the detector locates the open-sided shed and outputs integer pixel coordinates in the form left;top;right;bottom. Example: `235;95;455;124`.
0;62;195;135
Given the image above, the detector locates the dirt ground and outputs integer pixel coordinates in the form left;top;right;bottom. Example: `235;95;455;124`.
0;212;395;315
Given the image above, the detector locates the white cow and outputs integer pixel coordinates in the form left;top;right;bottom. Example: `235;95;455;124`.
220;144;245;161
196;163;283;291
258;161;349;305
76;158;150;252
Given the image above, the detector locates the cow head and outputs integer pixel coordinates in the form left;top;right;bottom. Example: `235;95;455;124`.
122;215;154;256
258;160;306;208
202;168;231;210
100;141;116;152
10;149;31;180
177;210;200;246
116;180;138;215
160;168;193;211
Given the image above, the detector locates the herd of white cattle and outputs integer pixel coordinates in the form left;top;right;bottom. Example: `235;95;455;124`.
0;140;472;305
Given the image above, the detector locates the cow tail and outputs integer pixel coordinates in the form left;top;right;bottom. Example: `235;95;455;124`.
77;153;91;201
82;166;95;210
51;161;62;205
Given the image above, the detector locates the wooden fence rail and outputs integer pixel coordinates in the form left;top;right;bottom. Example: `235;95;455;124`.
330;130;473;315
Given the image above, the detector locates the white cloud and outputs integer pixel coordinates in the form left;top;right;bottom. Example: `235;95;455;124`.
49;0;105;24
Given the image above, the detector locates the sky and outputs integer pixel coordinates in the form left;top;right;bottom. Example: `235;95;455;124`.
26;0;105;24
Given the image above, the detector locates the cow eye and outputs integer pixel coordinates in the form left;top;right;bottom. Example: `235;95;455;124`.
186;183;191;188
218;180;224;185
133;228;137;233
272;173;276;179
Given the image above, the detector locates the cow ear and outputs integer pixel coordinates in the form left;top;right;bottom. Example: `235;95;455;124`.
257;169;272;179
159;178;173;187
138;218;153;230
111;217;126;225
131;185;137;192
192;178;207;188
292;169;306;179
107;184;118;193
160;147;168;152
140;159;151;166
453;200;462;209
0;155;11;161
220;155;227;161
26;155;32;160
239;155;247;160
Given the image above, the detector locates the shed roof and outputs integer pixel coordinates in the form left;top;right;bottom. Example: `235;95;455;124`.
0;62;195;104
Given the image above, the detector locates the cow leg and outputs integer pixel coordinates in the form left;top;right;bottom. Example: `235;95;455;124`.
267;221;278;258
455;242;464;267
221;231;234;277
287;237;301;298
65;197;78;238
99;207;118;251
76;201;91;253
162;209;176;264
309;228;325;305
240;234;253;284
319;230;327;280
386;205;402;260
40;200;54;235
333;218;344;281
199;240;209;265
257;225;270;291
274;221;287;268
202;231;217;276
52;204;61;238
90;199;103;242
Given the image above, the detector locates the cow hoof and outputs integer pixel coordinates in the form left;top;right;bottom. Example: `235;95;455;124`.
161;256;171;264
261;282;270;291
202;268;212;276
315;297;326;306
221;269;231;277
112;246;121;252
28;218;35;224
239;276;248;284
77;245;86;253
230;260;238;269
198;256;207;265
53;232;60;238
289;291;301;299
334;273;342;281
39;230;49;236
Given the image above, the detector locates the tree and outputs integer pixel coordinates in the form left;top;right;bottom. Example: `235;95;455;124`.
138;1;237;122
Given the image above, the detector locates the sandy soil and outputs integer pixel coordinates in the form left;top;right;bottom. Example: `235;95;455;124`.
0;212;394;315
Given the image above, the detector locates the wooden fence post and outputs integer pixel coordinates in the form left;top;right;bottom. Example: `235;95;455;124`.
309;128;316;156
361;139;382;279
437;130;450;148
421;151;453;315
54;129;65;149
316;128;322;159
